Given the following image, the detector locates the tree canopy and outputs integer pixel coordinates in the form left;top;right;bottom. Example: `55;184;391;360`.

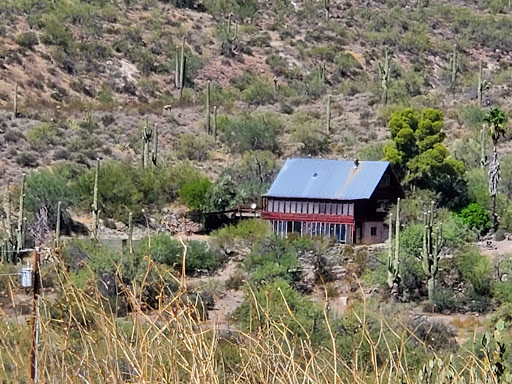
384;108;466;208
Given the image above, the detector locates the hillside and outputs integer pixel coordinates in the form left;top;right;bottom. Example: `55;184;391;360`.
2;0;512;186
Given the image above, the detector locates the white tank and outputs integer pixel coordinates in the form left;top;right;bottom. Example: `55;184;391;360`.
21;266;33;288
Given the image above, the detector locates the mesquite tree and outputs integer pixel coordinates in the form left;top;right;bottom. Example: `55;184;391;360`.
484;107;507;233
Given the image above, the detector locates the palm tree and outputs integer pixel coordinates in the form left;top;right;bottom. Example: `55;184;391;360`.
484;107;507;233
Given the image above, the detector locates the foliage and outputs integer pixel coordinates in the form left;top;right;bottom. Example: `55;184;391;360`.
211;219;270;250
16;152;38;167
15;31;39;49
244;237;302;286
384;107;466;208
456;246;493;296
459;203;491;235
179;177;212;210
175;134;214;162
26;123;59;150
221;114;281;153
241;78;276;106
292;126;330;156
135;234;224;273
25;169;77;226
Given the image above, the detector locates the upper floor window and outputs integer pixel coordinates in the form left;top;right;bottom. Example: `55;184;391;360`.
379;174;390;187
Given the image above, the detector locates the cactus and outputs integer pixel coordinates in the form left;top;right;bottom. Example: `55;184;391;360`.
477;60;490;106
175;46;180;89
387;198;400;298
378;47;390;105
480;125;488;168
12;83;18;120
179;37;186;101
152;123;158;166
16;174;25;255
326;94;331;133
92;159;100;240
55;201;61;248
318;61;326;83
324;0;330;20
450;44;459;89
226;13;238;44
273;76;278;92
205;81;211;134
128;211;133;254
421;201;444;302
141;117;153;168
213;106;218;143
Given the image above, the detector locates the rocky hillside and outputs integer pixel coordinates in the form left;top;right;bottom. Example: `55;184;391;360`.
1;0;512;192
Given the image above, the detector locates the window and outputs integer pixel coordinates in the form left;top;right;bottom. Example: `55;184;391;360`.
379;174;390;187
319;202;326;214
285;200;291;213
371;227;377;236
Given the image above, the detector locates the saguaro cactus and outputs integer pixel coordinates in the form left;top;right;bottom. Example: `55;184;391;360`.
421;202;444;302
478;60;490;106
128;211;133;254
480;125;488;168
92;159;100;240
324;0;330;20
16;174;25;255
205;81;211;134
55;201;62;248
142;118;153;168
12;83;18;120
450;44;459;89
326;94;331;133
175;46;180;89
378;47;391;105
213;106;218;142
387;198;401;299
179;37;186;100
152;123;158;166
319;61;326;83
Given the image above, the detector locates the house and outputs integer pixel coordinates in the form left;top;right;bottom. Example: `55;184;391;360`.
261;158;404;245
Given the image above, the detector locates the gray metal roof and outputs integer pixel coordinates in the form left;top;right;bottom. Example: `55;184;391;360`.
264;158;391;200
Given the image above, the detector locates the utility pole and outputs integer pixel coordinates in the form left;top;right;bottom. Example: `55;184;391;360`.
30;248;40;384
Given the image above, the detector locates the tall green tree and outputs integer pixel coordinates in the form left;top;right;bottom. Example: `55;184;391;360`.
384;108;466;209
484;107;508;233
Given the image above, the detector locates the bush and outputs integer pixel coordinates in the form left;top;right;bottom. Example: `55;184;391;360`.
25;169;78;228
292;127;330;156
221;114;280;153
212;219;270;250
423;286;456;313
459;203;491;235
241;79;276;106
456;246;493;296
135;234;223;273
179;177;212;210
175;134;213;162
26;123;58;150
16;152;38;167
15;31;39;49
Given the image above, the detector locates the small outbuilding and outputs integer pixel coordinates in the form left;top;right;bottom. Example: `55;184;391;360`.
261;158;404;245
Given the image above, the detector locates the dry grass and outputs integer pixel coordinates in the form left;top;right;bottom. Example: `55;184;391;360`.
0;257;502;384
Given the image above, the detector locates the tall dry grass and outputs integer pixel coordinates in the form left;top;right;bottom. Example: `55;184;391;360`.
0;256;501;384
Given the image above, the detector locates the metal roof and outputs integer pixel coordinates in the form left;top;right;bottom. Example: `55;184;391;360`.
264;158;391;200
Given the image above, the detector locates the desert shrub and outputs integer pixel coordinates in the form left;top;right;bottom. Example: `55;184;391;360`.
3;129;24;143
459;203;491;235
26;123;59;150
41;18;74;50
15;31;39;49
221;114;280;153
407;317;457;351
135;234;223;273
225;268;247;290
25;169;77;228
456;246;493;297
423;286;456;313
16;152;38;167
292;127;330;156
175;134;213;161
241;78;276;106
211;219;270;250
265;54;289;77
244;237;301;286
496;227;507;241
179;177;212;210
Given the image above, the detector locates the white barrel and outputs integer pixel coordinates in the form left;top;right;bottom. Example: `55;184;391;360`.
21;267;33;288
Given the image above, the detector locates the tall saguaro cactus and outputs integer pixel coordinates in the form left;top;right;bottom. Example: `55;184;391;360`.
175;37;186;100
152;123;158;166
478;60;490;106
16;174;25;255
55;201;62;248
12;83;18;120
379;47;391;105
213;106;218;142
480;125;488;169
387;198;401;299
421;202;444;302
205;81;211;134
324;0;330;20
92;159;100;240
142;117;153;169
128;211;133;254
450;44;459;89
326;95;331;133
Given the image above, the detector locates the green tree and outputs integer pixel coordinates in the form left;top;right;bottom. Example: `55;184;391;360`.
484;107;508;233
459;203;491;235
179;177;212;210
384;108;466;208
